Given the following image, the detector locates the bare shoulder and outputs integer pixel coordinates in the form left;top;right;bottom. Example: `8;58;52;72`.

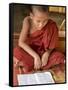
19;16;31;42
23;16;30;26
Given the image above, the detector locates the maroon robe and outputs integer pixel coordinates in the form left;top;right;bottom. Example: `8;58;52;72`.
13;19;65;85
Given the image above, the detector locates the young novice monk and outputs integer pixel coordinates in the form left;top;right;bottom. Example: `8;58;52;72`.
13;5;65;85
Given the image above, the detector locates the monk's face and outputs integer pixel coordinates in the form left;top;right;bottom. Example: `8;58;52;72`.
30;9;49;30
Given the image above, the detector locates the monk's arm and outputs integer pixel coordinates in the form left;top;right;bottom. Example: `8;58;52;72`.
18;17;40;59
19;42;40;58
45;49;53;55
41;49;53;66
42;49;53;58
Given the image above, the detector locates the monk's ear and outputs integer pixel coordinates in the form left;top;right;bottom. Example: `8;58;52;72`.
30;13;34;19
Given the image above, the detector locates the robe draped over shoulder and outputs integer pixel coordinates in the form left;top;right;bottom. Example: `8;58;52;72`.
25;19;59;56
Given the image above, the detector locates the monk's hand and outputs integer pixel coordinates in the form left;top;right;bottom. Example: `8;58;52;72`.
13;57;19;68
41;52;49;67
34;54;41;70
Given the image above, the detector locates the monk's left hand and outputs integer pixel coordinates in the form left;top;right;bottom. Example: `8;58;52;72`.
41;52;49;67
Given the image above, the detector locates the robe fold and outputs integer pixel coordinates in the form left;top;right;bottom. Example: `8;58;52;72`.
14;19;65;73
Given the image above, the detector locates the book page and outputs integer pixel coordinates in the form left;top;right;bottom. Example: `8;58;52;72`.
17;74;37;85
34;72;55;84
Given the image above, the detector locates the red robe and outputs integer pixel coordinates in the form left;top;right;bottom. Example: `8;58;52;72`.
13;19;65;85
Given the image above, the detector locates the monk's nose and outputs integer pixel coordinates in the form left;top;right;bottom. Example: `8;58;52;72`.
38;23;43;28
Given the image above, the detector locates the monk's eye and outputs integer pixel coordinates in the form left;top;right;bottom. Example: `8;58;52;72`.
37;20;41;23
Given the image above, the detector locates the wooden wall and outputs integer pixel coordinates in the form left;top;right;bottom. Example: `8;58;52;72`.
49;7;65;13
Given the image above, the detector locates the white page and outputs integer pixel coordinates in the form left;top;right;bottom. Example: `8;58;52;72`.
17;74;37;85
17;72;55;85
34;72;55;84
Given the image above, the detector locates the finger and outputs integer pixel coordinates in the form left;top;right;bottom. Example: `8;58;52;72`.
42;63;44;67
42;62;45;67
34;65;37;70
34;65;40;70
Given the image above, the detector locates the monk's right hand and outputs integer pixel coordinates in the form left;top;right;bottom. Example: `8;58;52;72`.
34;55;41;70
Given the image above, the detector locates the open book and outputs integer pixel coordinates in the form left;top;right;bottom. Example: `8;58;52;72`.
17;72;55;85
